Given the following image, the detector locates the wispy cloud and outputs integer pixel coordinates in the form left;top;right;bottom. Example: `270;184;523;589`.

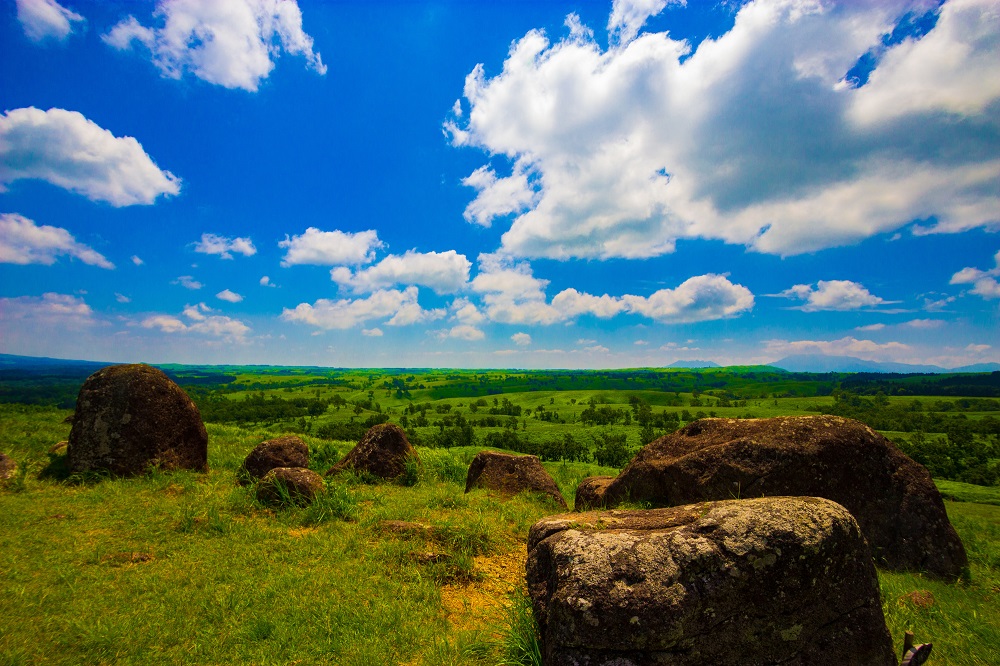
15;0;84;42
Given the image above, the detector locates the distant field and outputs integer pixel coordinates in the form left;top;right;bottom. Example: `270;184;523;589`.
1;364;998;663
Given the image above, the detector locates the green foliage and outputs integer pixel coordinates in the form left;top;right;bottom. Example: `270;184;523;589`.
495;589;542;666
593;431;633;468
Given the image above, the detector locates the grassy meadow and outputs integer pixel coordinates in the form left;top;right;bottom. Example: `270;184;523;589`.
1;365;999;664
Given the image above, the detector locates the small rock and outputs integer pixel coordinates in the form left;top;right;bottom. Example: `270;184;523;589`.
327;423;416;481
239;435;308;485
527;497;897;666
465;451;567;509
256;467;325;506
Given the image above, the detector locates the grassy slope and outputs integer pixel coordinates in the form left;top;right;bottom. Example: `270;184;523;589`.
1;404;998;665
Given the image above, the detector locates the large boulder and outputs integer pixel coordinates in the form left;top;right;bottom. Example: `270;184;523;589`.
240;435;308;485
256;467;324;507
527;497;896;666
575;415;967;580
68;364;207;476
465;451;567;509
327;423;415;480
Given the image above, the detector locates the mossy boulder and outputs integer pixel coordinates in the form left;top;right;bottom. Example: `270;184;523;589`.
68;364;207;476
575;415;967;579
527;497;896;666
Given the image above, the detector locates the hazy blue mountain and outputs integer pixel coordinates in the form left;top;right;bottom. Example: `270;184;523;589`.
668;360;721;369
770;354;1000;374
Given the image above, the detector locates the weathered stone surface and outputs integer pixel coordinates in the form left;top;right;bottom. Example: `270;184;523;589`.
256;467;324;506
327;423;416;480
240;435;308;485
465;451;567;509
527;497;896;666
573;475;614;510
0;452;16;481
68;364;207;476
575;415;967;579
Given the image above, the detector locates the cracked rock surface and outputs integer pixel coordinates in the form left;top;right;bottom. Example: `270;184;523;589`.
527;497;896;666
575;415;967;580
68;364;207;476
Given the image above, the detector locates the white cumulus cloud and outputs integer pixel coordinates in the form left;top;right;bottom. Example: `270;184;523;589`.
775;279;889;311
447;0;1000;260
512;332;532;346
279;228;383;267
331;249;471;294
0;107;181;206
194;233;256;259
951;249;1000;300
0;213;113;269
362;327;383;337
103;0;326;92
142;302;250;342
280;286;445;330
216;289;243;303
621;274;754;323
16;0;84;42
173;275;202;290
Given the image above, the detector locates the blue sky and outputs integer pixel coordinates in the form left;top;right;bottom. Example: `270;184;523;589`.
1;0;998;369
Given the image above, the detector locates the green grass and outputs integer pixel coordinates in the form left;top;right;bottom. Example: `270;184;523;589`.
935;479;1000;506
1;403;998;664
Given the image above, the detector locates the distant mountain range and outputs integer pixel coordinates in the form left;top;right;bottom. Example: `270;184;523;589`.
667;360;721;369
769;354;1000;374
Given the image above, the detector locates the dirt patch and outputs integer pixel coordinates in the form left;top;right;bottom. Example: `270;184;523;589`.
899;590;936;609
101;551;154;567
439;548;526;635
164;483;185;496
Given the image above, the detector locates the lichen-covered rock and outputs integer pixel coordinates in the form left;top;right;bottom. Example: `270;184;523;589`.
465;451;567;508
68;364;207;476
575;415;967;580
239;435;308;485
0;452;16;481
327;423;415;480
256;467;324;506
527;497;896;666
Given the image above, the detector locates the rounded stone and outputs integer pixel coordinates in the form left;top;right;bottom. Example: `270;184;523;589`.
256;467;324;506
68;364;207;476
240;435;308;485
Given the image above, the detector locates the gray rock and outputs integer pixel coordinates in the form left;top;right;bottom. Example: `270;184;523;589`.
575;415;967;580
528;497;897;666
68;364;207;476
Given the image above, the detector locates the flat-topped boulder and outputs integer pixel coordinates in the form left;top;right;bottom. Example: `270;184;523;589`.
465;451;567;508
327;423;415;480
240;435;308;485
527;497;897;666
68;364;207;476
575;415;967;580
